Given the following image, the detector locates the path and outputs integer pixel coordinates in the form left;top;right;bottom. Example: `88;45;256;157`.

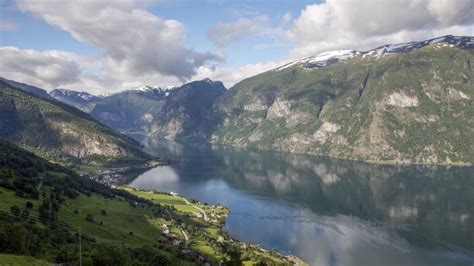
182;198;209;221
179;228;189;247
164;209;190;247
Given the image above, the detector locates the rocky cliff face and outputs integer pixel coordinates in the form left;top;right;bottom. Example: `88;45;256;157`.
84;79;226;141
212;36;474;165
0;80;151;163
149;79;226;141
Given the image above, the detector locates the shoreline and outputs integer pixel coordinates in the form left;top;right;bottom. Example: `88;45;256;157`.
122;187;308;265
79;158;173;185
212;142;473;167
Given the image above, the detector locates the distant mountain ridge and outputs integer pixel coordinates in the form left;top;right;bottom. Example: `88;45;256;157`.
49;78;226;141
273;35;474;71
49;88;104;111
0;77;53;100
7;35;474;165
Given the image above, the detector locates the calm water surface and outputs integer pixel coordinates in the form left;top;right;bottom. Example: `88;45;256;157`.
129;139;474;266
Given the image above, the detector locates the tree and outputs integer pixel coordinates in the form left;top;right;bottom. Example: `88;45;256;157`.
25;201;34;209
86;213;94;223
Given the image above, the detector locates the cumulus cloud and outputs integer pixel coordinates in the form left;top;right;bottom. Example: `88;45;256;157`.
17;0;218;80
4;0;474;93
287;0;474;58
194;59;286;88
0;47;81;88
207;16;269;49
282;12;292;24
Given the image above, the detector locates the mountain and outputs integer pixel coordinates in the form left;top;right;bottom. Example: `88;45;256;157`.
212;35;474;165
145;79;225;140
54;79;226;141
272;35;473;71
0;77;52;100
0;80;152;167
49;88;104;111
129;85;173;99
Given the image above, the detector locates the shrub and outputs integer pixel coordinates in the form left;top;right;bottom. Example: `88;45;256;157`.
25;201;34;209
86;213;94;223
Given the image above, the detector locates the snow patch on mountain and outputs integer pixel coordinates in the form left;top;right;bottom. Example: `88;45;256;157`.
129;85;174;97
274;50;360;71
274;35;474;72
49;88;102;102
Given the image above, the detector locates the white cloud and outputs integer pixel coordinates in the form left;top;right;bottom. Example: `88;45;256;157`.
17;0;218;80
282;12;292;24
0;47;81;88
207;16;269;49
194;59;286;88
287;0;474;58
4;0;474;94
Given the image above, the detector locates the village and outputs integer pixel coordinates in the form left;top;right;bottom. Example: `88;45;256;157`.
122;187;307;265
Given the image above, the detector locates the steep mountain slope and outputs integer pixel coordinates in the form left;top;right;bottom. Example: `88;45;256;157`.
87;88;169;135
49;88;104;112
0;80;151;165
0;138;190;265
0;77;52;100
88;79;226;141
213;35;474;165
148;79;226;140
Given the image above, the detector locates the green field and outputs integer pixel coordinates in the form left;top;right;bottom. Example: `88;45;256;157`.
0;254;50;266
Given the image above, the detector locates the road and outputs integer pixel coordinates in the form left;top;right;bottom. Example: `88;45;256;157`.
164;209;190;246
182;198;209;221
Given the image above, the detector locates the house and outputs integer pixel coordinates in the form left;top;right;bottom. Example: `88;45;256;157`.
159;235;168;244
189;212;203;218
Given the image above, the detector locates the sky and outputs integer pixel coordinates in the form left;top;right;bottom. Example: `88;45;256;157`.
0;0;473;94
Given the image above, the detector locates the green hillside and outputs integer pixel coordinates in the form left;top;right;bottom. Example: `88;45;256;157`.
0;80;152;168
0;139;305;265
0;138;182;264
213;40;474;165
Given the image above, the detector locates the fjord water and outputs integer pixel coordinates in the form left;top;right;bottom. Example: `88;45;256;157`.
129;139;474;266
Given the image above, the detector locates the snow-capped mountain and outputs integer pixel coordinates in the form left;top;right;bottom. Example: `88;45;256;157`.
49;88;103;105
274;35;474;72
128;85;175;98
274;50;361;71
362;35;473;58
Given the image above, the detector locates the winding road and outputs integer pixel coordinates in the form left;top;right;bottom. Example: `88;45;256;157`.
182;198;209;221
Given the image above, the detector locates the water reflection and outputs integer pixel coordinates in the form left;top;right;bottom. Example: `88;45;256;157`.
130;138;474;265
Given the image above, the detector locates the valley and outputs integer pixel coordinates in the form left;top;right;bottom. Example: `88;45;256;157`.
1;34;473;266
49;35;474;166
